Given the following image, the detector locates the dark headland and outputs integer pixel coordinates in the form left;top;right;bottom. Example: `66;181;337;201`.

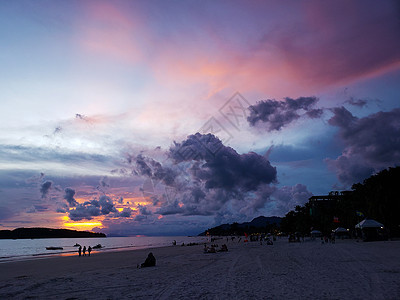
0;227;106;239
199;216;281;236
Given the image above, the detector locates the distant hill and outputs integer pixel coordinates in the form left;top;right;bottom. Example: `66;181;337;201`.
199;216;281;236
0;227;106;239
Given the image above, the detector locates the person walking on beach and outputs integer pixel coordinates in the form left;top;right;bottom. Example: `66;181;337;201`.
78;246;82;257
83;246;86;256
88;246;92;256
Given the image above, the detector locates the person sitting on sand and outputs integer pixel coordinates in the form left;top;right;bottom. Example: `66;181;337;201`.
140;252;156;268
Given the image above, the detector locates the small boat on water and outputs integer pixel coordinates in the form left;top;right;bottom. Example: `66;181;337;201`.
73;243;81;247
46;247;63;250
92;244;103;249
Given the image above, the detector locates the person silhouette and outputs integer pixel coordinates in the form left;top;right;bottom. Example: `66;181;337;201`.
88;246;92;256
140;252;156;268
78;246;82;257
83;246;86;256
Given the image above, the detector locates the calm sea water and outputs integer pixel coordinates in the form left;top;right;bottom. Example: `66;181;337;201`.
0;236;208;262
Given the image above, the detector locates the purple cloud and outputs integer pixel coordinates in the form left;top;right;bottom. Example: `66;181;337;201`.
326;107;400;186
69;203;101;221
134;133;279;221
247;96;322;131
170;133;277;191
67;195;117;221
345;97;368;108
40;180;52;198
64;188;78;207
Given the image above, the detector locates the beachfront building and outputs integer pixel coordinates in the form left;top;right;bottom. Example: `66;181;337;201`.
308;191;352;235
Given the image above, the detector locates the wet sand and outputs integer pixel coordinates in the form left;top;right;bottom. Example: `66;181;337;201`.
0;238;399;299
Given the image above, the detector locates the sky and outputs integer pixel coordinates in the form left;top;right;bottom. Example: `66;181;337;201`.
0;0;399;236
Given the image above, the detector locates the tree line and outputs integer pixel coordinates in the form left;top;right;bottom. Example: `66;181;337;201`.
280;167;400;237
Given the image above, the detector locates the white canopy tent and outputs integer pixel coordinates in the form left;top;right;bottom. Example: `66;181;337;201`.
355;219;384;229
334;227;348;233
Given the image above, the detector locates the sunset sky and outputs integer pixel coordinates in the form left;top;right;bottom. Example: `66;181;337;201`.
1;0;399;236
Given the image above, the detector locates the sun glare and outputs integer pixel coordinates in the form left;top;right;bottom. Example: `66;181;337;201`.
64;222;103;230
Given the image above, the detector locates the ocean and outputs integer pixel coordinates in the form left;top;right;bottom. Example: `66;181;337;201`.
0;236;208;262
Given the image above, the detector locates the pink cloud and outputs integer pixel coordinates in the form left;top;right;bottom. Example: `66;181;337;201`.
78;2;147;64
76;1;400;104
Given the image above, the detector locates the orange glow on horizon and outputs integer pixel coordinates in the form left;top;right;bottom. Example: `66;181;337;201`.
64;222;103;227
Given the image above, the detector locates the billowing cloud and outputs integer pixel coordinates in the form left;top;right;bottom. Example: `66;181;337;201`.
247;97;322;131
98;195;117;215
131;133;279;222
326;107;400;186
117;207;133;218
134;154;177;187
170;133;277;190
40;180;52;198
64;188;78;207
69;203;101;221
67;195;117;221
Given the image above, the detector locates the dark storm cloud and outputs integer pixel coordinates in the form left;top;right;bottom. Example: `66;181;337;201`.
67;196;117;221
326;107;400;186
247;96;321;131
69;203;101;221
40;180;52;198
98;195;117;215
131;133;280;221
306;108;324;119
328;106;357;128
170;133;277;191
134;154;177;186
135;154;152;177
64;187;78;207
117;208;133;218
156;200;185;216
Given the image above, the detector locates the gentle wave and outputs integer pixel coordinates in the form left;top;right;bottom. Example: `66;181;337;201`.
0;236;208;262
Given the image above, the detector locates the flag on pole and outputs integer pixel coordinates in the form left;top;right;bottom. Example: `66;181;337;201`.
356;211;364;217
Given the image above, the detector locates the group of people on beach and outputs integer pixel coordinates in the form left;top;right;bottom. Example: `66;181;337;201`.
78;245;92;256
203;243;228;253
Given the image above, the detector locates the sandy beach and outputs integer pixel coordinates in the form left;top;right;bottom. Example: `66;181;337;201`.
1;238;399;299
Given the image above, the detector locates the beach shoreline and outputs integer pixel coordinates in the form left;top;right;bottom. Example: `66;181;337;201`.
1;239;399;299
